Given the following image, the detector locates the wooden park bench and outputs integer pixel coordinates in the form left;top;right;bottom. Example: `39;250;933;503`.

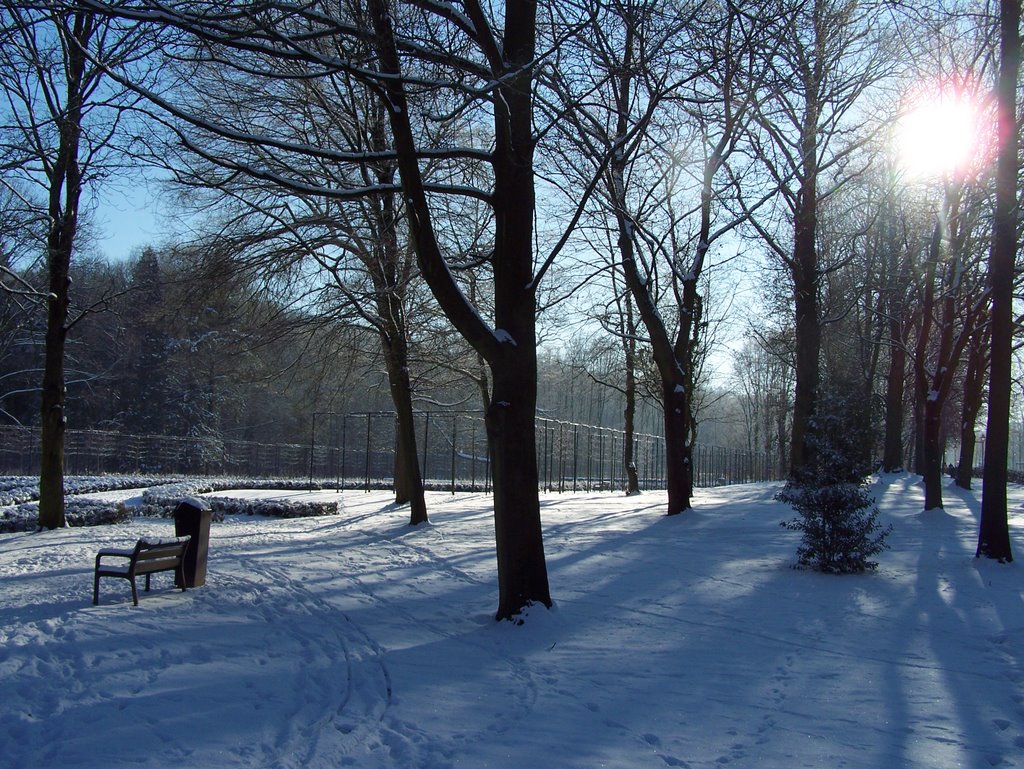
93;536;191;606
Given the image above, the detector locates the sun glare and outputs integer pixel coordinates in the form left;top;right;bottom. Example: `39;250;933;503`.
895;85;991;180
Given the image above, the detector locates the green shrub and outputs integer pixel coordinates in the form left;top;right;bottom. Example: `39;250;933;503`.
777;481;891;573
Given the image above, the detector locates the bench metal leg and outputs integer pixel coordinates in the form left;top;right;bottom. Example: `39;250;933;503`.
93;572;100;605
130;578;140;606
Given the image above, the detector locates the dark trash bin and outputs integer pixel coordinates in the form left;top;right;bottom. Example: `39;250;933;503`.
173;498;211;588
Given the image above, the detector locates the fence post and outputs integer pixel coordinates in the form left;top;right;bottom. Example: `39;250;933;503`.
339;415;348;488
471;427;477;491
450;415;457;494
558;422;566;493
589;434;598;493
422;411;431;483
542;421;550;492
333;413;341;491
572;424;579;493
364;413;372;491
308;412;317;490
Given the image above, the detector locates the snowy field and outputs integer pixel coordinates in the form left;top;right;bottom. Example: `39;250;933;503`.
1;474;1022;769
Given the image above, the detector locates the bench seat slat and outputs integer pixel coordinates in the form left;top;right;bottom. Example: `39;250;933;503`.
134;558;184;574
137;546;189;558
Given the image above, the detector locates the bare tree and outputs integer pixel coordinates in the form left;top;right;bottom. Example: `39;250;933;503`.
739;0;894;478
569;258;645;495
731;331;794;476
369;0;571;616
879;192;920;473
547;0;758;514
0;4;151;528
910;182;989;511
83;0;606;616
154;52;433;524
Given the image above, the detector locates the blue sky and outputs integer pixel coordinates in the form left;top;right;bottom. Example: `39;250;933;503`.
84;169;168;262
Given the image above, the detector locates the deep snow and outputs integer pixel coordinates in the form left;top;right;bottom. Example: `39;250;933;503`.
1;474;1022;769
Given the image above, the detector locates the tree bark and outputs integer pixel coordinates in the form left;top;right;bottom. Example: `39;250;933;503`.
978;0;1019;562
622;296;640;495
384;332;427;524
922;396;944;509
38;241;72;530
661;380;693;514
881;317;907;472
956;328;989;490
881;215;909;473
789;256;820;478
38;12;93;530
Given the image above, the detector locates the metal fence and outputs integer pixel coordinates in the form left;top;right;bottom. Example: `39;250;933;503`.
0;414;781;490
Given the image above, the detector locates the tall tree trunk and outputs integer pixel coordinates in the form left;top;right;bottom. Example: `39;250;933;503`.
882;326;907;472
918;216;975;511
371;140;427;525
881;201;908;473
38;239;72;530
385;333;427;524
790;259;820;478
615;205;693;514
38;12;91;530
775;393;789;478
370;0;551;619
487;0;551;618
788;120;820;479
622;296;640;495
609;22;695;515
912;226;939;482
978;0;1019;562
922;396;944;509
957;328;989;490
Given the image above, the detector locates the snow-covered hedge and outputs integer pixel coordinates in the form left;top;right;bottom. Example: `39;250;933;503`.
0;499;133;533
140;486;338;520
1;475;324;504
139;480;334;518
0;475;187;506
0;476;336;533
207;497;338;519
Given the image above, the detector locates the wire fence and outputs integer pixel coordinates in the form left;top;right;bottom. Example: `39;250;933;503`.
0;413;781;491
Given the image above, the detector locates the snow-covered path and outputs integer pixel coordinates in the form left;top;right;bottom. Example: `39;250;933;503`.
1;475;1022;768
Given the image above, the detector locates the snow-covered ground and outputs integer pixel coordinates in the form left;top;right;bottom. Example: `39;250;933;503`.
1;474;1022;769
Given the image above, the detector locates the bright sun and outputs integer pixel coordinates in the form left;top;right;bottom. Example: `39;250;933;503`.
895;86;991;179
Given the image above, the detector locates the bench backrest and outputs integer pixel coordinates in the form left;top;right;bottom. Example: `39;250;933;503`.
132;537;190;575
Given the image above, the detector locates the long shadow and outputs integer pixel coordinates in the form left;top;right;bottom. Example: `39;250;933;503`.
878;474;1024;767
6;480;1022;768
370;482;888;767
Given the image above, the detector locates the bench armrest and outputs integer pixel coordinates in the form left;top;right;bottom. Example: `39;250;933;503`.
95;549;134;569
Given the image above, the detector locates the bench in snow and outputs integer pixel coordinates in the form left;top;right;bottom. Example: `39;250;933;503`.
93;536;191;606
